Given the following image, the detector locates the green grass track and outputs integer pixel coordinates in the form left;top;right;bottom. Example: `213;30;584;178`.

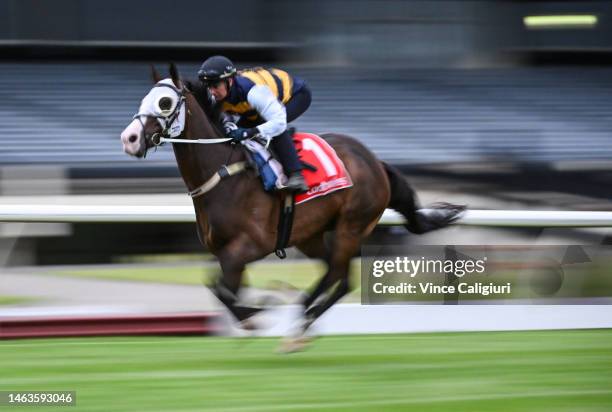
1;330;611;411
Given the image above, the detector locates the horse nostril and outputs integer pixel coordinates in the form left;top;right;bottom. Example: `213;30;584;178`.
128;134;138;143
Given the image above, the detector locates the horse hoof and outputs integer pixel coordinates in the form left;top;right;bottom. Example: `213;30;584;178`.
276;336;313;354
239;318;259;331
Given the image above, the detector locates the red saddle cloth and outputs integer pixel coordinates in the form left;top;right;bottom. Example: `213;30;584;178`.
293;132;353;205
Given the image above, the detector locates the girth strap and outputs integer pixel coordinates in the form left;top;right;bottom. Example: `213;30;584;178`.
189;162;247;198
275;194;295;259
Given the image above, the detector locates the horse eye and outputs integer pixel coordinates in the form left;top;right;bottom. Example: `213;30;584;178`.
158;96;173;112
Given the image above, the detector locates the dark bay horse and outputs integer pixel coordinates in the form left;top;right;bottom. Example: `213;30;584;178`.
120;64;463;350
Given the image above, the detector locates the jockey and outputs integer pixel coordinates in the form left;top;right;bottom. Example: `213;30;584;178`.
198;55;311;193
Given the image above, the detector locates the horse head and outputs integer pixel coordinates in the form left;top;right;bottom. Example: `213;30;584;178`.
121;64;187;158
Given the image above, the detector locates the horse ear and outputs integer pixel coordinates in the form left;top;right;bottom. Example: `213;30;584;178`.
169;62;182;88
150;65;162;83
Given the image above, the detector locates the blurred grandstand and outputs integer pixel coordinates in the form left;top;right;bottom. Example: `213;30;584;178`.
2;63;612;168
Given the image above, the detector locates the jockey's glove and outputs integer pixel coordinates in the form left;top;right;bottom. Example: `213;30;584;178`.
229;127;258;142
222;121;239;136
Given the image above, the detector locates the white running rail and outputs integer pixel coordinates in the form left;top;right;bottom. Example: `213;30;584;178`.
0;204;611;227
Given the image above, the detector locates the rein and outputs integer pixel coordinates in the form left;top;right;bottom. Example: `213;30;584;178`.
158;136;232;145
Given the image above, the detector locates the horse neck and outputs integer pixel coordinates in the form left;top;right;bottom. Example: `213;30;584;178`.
172;95;242;194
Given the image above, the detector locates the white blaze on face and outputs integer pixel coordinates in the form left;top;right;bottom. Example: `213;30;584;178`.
120;118;144;156
120;79;182;157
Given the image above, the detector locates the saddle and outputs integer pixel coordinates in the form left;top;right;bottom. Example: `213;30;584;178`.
240;130;353;258
241;137;290;191
241;129;317;193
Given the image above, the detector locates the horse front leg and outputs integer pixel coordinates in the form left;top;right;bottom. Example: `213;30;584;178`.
213;237;264;327
212;273;262;325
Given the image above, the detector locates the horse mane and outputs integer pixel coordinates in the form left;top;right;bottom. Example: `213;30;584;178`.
184;78;224;137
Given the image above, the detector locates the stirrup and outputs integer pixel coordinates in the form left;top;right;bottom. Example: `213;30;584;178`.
286;173;308;193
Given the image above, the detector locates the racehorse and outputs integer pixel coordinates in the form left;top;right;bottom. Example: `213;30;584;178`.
120;64;464;351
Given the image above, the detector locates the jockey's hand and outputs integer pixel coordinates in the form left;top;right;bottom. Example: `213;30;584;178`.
222;121;238;136
229;127;257;142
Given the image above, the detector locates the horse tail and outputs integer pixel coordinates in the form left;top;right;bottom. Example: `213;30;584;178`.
382;162;421;232
382;162;466;234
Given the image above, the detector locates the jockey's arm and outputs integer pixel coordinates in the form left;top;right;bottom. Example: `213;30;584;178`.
246;85;287;139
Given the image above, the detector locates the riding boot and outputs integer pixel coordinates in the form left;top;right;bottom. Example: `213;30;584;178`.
271;129;309;193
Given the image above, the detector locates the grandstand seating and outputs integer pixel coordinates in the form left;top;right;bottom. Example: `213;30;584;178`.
0;62;611;166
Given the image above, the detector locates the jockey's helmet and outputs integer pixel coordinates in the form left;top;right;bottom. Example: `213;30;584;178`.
198;56;237;84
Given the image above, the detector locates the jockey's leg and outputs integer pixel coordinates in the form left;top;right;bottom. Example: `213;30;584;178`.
271;130;308;193
275;85;312;193
285;86;312;122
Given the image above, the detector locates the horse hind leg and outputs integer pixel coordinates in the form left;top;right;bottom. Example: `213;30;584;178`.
295;231;350;329
297;207;385;331
280;227;361;353
301;230;362;326
295;233;333;310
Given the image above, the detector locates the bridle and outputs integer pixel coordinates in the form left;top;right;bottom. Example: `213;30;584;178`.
133;83;186;149
132;81;246;197
132;82;232;151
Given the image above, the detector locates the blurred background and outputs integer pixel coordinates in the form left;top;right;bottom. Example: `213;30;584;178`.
0;0;611;309
2;3;611;411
